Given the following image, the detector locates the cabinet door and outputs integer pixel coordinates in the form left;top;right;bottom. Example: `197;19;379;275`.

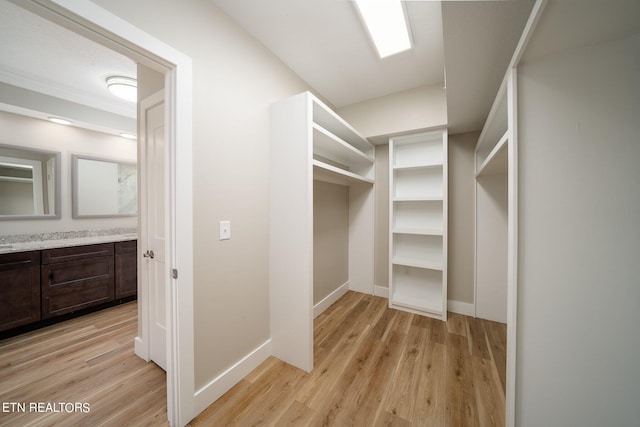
0;251;41;332
41;244;115;319
115;240;137;299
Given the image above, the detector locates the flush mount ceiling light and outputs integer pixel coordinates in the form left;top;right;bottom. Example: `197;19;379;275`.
354;0;412;58
106;75;137;103
48;117;71;125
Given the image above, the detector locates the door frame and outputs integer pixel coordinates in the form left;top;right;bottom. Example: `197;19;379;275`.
20;1;195;426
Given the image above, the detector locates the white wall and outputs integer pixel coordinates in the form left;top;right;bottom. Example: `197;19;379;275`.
90;0;311;392
0;110;137;235
336;84;447;140
517;34;640;426
137;63;164;100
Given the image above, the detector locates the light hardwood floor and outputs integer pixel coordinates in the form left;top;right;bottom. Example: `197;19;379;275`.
0;302;168;427
190;291;506;426
0;292;505;427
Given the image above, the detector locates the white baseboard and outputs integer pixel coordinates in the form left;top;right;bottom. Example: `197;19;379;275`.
134;336;149;361
193;339;272;415
447;300;475;317
313;281;350;318
374;285;389;298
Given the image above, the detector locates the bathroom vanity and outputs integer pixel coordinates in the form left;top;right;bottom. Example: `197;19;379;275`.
0;233;137;334
0;142;139;336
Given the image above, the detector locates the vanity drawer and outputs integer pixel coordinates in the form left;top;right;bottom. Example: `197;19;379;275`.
41;244;115;319
0;251;41;332
41;243;114;264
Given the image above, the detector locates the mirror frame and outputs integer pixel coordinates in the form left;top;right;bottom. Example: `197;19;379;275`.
0;143;61;221
71;154;137;219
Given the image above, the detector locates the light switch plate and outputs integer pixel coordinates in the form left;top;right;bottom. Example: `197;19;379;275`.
219;220;231;240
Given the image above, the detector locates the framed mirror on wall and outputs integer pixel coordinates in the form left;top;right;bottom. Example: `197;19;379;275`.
72;154;137;218
0;143;61;220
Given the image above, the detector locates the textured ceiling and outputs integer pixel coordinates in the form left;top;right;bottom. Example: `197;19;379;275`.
0;0;136;122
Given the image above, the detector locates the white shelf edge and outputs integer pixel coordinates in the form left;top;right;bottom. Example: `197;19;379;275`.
390;129;447;145
390;299;443;316
391;256;443;271
392;163;443;171
392;196;443;202
312;123;374;164
312;160;374;186
392;227;443;236
476;131;509;177
309;93;373;154
477;82;508;154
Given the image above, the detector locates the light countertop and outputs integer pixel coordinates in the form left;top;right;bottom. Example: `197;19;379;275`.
0;229;137;255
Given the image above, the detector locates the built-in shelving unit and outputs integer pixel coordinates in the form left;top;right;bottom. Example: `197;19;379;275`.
474;70;516;325
475;63;520;427
389;130;447;321
270;91;375;372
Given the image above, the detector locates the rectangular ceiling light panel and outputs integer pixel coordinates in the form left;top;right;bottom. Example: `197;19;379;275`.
355;0;412;58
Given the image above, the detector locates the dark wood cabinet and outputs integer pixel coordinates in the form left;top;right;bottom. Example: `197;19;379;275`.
0;251;41;332
41;243;115;319
115;240;137;299
1;239;136;335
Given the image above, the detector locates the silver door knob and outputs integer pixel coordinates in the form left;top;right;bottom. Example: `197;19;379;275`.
143;250;155;259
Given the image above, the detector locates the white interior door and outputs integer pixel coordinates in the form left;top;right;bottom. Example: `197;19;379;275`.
141;91;167;371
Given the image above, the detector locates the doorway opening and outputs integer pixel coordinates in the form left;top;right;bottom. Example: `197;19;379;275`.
9;1;195;425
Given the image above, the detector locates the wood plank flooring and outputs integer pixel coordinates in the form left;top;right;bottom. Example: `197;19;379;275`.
0;292;505;426
190;291;506;426
0;302;168;427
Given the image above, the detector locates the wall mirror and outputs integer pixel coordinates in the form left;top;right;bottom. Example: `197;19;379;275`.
0;143;61;220
72;155;137;218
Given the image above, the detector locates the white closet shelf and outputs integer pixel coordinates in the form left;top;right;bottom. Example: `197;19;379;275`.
312;96;373;156
393;196;443;202
392;256;443;271
392;227;443;236
392;163;443;171
313;160;374;186
313;124;374;167
391;290;443;315
476;131;508;177
476;82;508;158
